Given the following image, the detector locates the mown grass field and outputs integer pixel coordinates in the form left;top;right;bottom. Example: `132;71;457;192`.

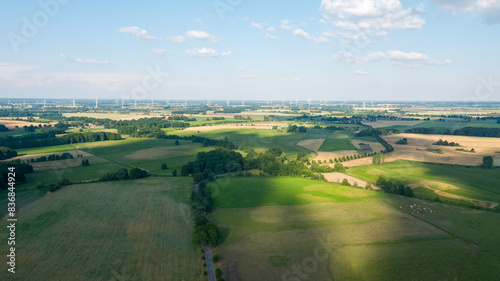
208;177;386;208
175;128;310;154
318;139;357;152
210;177;500;281
345;160;500;210
79;138;213;176
0;177;202;281
16;144;77;155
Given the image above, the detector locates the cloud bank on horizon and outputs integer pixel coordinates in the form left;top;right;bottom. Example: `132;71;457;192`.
1;0;499;101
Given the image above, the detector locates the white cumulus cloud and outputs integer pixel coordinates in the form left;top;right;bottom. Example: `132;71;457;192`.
186;30;218;43
293;28;311;39
320;0;425;34
60;54;109;65
430;0;500;24
118;26;159;40
184;48;219;58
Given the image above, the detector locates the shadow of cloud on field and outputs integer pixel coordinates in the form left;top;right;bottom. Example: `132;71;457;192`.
208;174;500;281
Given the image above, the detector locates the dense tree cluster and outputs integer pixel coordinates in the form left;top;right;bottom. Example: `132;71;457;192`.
287;125;307;133
396;138;408;145
482;156;493;169
29;152;73;163
99;167;148;181
376;176;414;197
181;148;245;180
0;124;9;132
0;147;17;160
433;139;460;146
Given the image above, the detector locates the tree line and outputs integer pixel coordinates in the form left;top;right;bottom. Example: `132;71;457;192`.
0;147;17;160
0;132;121;149
405;127;500;138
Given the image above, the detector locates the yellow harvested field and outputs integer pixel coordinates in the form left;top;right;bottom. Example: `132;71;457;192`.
341;133;500;167
8;150;107;171
296;139;325;151
384;133;500;166
322;172;377;189
410;180;499;209
0;119;46;129
183;122;286;132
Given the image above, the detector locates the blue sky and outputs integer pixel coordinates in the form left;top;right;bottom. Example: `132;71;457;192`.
1;0;499;101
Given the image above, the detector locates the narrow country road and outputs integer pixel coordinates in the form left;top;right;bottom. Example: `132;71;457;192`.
204;244;216;281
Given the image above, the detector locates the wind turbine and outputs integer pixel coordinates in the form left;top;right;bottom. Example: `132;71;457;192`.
73;100;76;108
43;99;46;108
121;100;124;108
95;98;98;108
226;100;230;106
242;100;245;106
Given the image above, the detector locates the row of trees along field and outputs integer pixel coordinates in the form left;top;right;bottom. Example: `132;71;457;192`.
355;128;395;152
0;132;121;149
405;127;500;137
181;147;349;183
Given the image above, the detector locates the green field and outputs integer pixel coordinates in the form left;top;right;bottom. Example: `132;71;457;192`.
0;177;202;281
318;138;357;152
346;160;500;210
175;129;310;154
210;177;500;281
0;137;214;217
208;177;385;208
15;144;77;155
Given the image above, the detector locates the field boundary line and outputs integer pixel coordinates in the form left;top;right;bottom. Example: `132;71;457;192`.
78;147;136;169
